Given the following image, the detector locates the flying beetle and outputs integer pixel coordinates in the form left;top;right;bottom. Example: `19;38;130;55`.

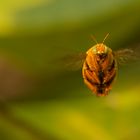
82;34;118;96
61;34;139;96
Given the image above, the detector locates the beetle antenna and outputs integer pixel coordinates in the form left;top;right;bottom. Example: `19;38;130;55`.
102;33;109;44
91;34;98;44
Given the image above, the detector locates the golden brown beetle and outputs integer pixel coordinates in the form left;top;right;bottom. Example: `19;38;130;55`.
82;34;117;96
82;34;138;96
61;34;138;96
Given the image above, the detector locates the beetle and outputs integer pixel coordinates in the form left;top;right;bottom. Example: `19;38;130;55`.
61;34;139;96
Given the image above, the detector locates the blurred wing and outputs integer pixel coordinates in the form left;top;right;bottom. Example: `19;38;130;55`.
114;45;140;65
60;52;86;71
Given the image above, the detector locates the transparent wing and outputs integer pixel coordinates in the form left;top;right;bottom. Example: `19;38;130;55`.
114;45;140;65
59;52;86;71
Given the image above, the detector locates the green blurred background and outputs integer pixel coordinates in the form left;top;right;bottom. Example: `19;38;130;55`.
0;0;140;140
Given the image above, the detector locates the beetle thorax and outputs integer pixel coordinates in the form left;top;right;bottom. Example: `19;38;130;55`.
92;43;108;54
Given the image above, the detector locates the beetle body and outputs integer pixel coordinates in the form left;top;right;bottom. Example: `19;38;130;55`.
82;43;117;96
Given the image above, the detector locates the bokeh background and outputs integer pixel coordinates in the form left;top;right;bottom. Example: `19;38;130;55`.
0;0;140;140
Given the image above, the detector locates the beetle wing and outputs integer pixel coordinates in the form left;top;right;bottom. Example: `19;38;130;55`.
114;45;140;65
60;52;86;71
